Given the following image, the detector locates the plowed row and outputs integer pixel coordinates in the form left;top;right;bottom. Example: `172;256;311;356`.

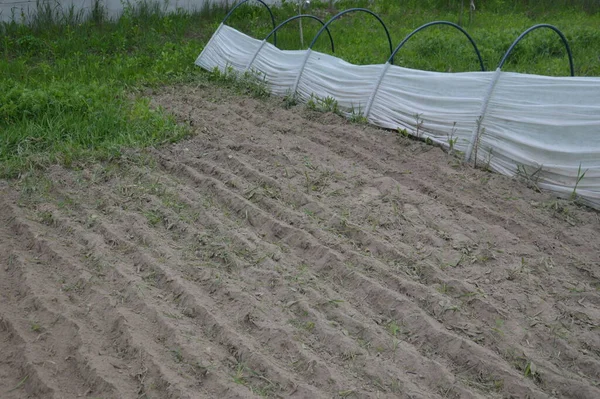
1;84;599;398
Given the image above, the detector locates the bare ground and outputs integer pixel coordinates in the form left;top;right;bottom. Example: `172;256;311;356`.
1;83;599;399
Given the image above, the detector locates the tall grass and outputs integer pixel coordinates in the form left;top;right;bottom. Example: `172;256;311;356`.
413;0;600;14
1;0;599;177
0;0;230;177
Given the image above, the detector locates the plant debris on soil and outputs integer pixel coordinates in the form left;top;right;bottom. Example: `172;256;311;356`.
1;84;599;398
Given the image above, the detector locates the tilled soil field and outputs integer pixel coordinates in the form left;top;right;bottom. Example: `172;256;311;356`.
1;84;599;399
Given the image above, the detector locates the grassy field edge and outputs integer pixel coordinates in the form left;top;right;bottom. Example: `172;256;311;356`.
1;0;599;178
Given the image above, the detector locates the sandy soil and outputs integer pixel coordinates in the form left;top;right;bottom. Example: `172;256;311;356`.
1;84;599;399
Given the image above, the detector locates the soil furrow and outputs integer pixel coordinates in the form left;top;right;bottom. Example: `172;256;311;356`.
1;84;599;398
201;152;600;384
156;157;555;398
106;169;474;398
34;203;273;399
1;198;228;399
86;215;331;398
0;313;56;399
159;91;600;389
0;214;118;398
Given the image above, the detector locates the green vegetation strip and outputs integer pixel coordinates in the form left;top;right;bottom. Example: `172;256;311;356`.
1;0;599;177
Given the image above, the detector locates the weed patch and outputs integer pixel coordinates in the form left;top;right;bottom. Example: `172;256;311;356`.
2;0;599;176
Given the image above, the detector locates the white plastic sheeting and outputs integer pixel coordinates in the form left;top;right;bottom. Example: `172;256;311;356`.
196;24;600;208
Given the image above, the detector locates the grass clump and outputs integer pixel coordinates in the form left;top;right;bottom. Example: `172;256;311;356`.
307;94;340;114
209;66;270;98
0;80;188;176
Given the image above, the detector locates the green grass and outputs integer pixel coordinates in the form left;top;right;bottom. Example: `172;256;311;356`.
0;0;236;177
1;0;599;177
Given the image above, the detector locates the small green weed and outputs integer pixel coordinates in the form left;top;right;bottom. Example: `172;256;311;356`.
571;163;588;200
386;320;402;337
30;321;43;332
6;375;29;394
447;122;459;153
37;210;55;225
338;389;356;398
349;104;368;124
516;163;543;192
283;90;298;109
171;348;184;363
232;363;247;385
209;66;270;98
304;321;316;332
307;94;340;114
414;113;424;138
397;128;410;139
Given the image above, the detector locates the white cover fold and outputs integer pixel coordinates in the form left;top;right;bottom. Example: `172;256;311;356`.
196;25;600;208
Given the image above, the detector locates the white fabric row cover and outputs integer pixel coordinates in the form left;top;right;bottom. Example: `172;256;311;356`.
196;24;600;209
